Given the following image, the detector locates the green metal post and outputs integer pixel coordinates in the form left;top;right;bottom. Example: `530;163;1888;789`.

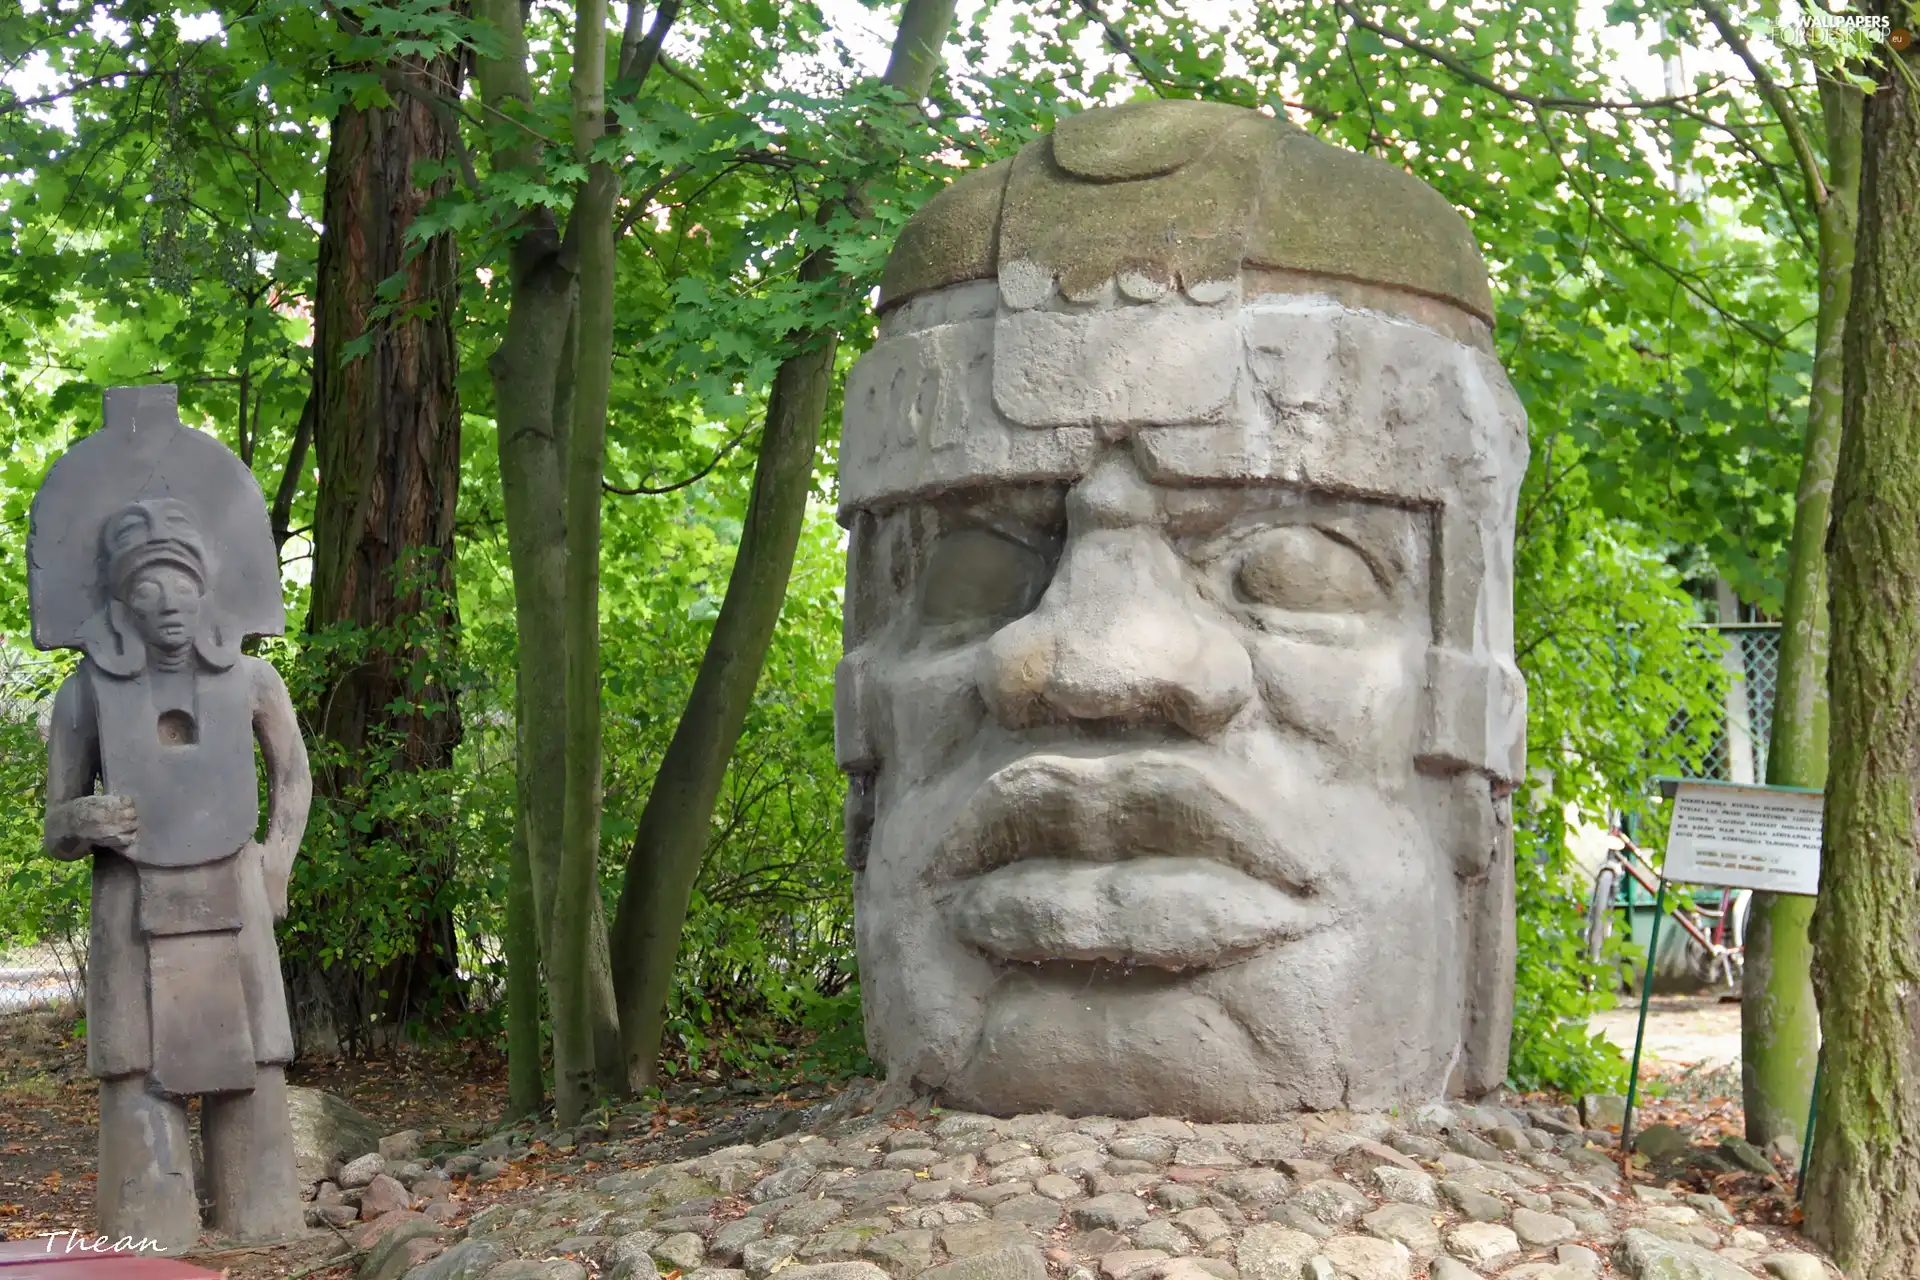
1620;877;1668;1153
1797;1054;1823;1199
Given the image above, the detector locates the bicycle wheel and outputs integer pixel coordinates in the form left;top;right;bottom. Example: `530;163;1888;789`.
1586;867;1619;962
1730;889;1753;949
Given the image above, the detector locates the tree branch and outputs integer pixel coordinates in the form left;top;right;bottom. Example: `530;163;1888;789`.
602;424;753;495
616;0;680;94
271;392;316;560
1071;0;1175;95
1696;0;1828;209
614;161;697;237
617;1;649;81
1333;0;1743;135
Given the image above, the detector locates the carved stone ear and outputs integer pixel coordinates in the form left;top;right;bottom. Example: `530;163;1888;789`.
1453;818;1517;1098
195;610;241;671
1445;771;1498;878
844;771;876;873
77;602;146;677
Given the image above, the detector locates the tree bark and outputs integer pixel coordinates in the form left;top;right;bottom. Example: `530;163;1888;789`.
609;0;960;1086
473;0;662;1106
299;24;466;1050
1744;73;1861;1149
1804;22;1920;1274
549;0;617;1128
506;680;545;1117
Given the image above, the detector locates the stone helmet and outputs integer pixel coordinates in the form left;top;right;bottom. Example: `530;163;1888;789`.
843;98;1526;790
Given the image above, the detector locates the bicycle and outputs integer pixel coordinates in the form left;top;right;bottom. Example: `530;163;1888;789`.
1585;825;1750;990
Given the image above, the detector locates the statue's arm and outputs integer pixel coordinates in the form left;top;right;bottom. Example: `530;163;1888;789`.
249;657;310;919
42;672;105;860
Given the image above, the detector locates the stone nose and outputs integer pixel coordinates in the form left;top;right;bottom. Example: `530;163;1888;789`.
976;523;1254;739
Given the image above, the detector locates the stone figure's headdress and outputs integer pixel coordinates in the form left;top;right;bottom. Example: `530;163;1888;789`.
839;99;1527;787
104;499;211;598
28;385;284;675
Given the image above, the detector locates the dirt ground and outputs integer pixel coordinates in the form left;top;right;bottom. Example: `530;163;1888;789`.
0;1004;521;1277
0;998;1778;1278
0;1003;848;1278
1591;993;1744;1072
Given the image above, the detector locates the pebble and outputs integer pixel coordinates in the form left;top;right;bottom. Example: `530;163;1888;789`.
340;1152;389;1188
1359;1203;1439;1256
1615;1228;1757;1278
1320;1234;1411;1279
1071;1194;1152;1231
1437;1181;1507;1223
359;1173;411;1220
344;1087;1852;1280
1511;1206;1577;1246
1445;1221;1519;1268
1233;1225;1316;1280
1288;1180;1371;1227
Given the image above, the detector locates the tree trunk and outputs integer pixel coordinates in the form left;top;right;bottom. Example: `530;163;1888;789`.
1804;24;1920;1274
299;30;466;1051
550;0;616;1127
506;681;545;1117
609;0;960;1085
474;0;634;1106
1743;74;1861;1149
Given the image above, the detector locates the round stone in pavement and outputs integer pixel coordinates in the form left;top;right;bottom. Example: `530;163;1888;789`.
1360;1203;1439;1257
1511;1206;1577;1247
1615;1228;1764;1279
1319;1235;1412;1279
1445;1222;1518;1269
1368;1168;1436;1208
1288;1181;1370;1227
1071;1194;1151;1231
1761;1254;1830;1280
478;1262;587;1280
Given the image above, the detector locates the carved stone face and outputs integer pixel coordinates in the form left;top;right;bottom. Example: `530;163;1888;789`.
122;564;204;653
837;285;1528;1119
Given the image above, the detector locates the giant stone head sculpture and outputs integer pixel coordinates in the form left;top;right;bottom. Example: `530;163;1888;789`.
835;99;1528;1119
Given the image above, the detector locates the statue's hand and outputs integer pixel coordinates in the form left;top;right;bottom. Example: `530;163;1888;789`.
53;794;139;855
255;839;292;921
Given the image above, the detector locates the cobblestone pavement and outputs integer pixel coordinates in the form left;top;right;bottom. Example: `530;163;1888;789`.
303;1085;1842;1280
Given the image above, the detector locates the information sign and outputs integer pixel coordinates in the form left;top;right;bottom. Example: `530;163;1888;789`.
1663;780;1824;895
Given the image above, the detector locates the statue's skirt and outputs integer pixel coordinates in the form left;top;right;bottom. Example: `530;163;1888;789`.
86;847;293;1094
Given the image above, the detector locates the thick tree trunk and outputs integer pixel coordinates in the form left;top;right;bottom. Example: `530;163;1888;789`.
1743;74;1861;1149
609;0;960;1085
299;32;466;1051
1804;23;1920;1275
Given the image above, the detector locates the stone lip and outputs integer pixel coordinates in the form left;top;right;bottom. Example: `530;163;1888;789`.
948;857;1325;971
926;750;1326;898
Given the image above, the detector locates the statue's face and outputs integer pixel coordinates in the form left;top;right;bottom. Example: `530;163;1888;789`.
122;565;203;651
838;287;1526;1118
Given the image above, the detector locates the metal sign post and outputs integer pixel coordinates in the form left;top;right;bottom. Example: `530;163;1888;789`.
1619;780;1825;1162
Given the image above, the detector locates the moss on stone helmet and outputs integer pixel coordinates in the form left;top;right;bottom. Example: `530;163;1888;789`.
878;99;1494;324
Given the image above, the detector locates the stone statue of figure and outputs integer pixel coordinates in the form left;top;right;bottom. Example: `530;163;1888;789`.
30;384;309;1252
835;100;1529;1119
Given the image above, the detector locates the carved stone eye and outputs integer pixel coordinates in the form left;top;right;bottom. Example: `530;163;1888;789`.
920;529;1050;626
1233;526;1385;613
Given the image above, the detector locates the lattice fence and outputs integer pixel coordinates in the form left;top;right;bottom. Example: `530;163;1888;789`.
1693;623;1781;783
